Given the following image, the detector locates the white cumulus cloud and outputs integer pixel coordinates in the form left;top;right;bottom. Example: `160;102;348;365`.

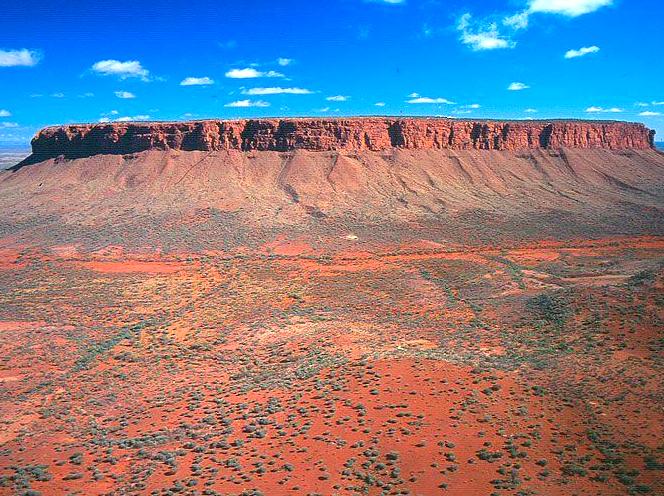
114;91;136;99
503;11;529;29
180;76;214;86
242;87;313;95
225;68;284;79
374;102;386;107
639;111;661;117
459;1;611;55
92;60;149;80
277;58;293;66
564;45;600;59
528;0;613;17
0;49;41;67
407;95;455;104
115;115;150;122
458;13;515;51
114;115;151;122
224;99;270;108
508;82;530;91
585;106;623;113
0;109;11;117
326;95;348;102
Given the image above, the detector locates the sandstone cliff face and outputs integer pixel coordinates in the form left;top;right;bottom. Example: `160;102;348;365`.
27;118;655;162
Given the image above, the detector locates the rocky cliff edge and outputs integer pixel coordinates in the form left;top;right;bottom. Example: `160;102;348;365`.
20;118;656;166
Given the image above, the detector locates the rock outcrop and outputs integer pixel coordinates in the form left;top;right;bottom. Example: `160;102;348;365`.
24;118;655;164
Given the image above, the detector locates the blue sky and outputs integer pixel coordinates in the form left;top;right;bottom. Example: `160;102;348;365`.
0;0;662;147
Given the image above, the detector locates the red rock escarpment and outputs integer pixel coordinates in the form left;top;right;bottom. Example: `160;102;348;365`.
26;118;655;161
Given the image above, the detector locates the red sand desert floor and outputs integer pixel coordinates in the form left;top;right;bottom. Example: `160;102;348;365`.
1;236;662;495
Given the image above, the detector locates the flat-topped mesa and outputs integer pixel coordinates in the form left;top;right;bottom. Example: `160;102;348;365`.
28;118;656;161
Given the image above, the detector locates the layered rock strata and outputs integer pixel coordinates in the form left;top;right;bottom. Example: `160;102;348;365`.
26;118;656;162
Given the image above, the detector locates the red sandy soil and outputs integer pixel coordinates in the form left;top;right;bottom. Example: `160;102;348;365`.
1;148;663;245
0;250;24;270
1;236;662;495
78;261;187;274
1;148;663;495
